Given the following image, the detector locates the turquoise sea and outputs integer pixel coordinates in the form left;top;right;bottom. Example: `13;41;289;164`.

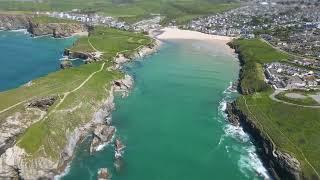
0;30;77;91
62;40;270;180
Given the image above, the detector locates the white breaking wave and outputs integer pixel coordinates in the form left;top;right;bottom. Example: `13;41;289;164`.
218;83;270;180
11;29;28;34
54;164;71;180
96;128;117;152
223;81;237;95
238;146;270;179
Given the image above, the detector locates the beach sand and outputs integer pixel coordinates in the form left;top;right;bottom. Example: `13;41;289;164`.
155;27;235;53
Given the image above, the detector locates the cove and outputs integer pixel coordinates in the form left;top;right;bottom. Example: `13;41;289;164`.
63;39;269;180
0;30;77;91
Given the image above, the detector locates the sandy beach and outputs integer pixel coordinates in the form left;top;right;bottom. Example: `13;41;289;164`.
156;27;233;42
154;27;234;52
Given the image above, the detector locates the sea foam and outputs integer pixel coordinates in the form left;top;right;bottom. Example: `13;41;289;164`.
218;83;270;180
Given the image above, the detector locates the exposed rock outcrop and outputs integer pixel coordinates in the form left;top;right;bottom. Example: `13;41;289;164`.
0;14;31;30
114;138;125;160
114;138;125;173
27;96;57;111
28;21;87;38
90;124;116;154
225;102;302;180
114;75;134;97
60;60;73;69
113;40;161;67
0;14;88;38
97;168;110;180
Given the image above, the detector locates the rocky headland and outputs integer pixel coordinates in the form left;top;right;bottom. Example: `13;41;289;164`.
0;38;159;179
0;14;88;38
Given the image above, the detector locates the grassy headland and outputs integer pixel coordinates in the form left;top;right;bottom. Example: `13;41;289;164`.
0;26;152;164
230;38;320;179
70;26;153;60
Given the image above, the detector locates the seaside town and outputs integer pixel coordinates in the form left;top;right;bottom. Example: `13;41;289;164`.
264;62;320;89
185;0;320;59
182;0;320;91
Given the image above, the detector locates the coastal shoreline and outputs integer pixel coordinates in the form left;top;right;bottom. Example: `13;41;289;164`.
225;42;302;179
0;27;160;179
54;39;160;179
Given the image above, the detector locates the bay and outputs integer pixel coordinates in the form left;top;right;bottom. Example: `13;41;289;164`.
63;40;269;180
0;30;77;91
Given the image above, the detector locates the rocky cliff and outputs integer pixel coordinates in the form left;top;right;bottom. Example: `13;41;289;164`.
225;102;302;180
0;14;31;30
0;14;87;38
28;21;87;38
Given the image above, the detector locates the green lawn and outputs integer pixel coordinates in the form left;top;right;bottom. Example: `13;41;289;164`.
230;38;289;93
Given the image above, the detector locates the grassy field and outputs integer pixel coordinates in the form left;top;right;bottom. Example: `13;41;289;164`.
0;26;151;164
0;0;239;24
71;26;152;60
232;38;320;179
230;38;289;93
236;91;320;179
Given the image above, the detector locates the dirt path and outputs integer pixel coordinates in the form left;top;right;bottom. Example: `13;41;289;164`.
52;62;105;112
0;101;26;114
88;38;100;52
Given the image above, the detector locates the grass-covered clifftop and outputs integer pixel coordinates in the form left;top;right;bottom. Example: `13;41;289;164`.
230;39;320;179
229;39;289;94
70;26;152;60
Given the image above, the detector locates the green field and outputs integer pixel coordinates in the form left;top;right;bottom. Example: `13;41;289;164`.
229;38;289;94
232;39;320;179
71;26;152;59
236;91;320;179
0;26;151;163
0;0;239;24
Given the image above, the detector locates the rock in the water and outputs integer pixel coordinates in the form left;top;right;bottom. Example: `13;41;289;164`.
97;168;110;180
90;124;115;154
114;138;125;159
225;102;240;126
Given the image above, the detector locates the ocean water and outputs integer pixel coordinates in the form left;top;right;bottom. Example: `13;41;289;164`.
0;30;77;91
63;40;270;180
